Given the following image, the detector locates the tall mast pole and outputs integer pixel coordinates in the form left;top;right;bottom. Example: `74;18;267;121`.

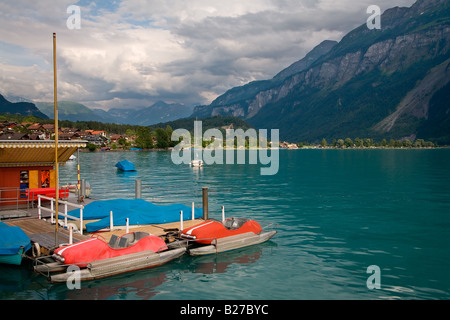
53;32;59;246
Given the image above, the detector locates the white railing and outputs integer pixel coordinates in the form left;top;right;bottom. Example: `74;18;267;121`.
37;195;85;235
0;187;30;210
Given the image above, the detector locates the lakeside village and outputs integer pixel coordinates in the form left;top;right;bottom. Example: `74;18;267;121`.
0;116;277;280
0;119;440;150
0;115;440;282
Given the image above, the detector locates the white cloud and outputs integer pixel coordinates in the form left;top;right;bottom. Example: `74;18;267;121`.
0;0;417;110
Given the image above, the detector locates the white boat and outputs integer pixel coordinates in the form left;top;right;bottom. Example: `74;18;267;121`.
187;230;276;256
181;218;276;256
62;182;91;197
190;159;204;167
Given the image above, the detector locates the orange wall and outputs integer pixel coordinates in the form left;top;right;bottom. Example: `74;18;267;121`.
0;166;53;206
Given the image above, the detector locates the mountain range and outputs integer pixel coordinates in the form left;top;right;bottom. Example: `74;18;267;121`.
35;100;193;126
91;101;193;125
192;0;450;144
1;0;449;143
0;94;48;119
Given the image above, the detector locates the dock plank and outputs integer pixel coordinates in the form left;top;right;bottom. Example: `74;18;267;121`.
4;218;89;243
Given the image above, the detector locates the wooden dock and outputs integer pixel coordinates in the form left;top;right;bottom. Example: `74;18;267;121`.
1;192;206;258
4;218;90;256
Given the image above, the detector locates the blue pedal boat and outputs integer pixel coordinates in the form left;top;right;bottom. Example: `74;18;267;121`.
0;222;31;265
115;160;136;171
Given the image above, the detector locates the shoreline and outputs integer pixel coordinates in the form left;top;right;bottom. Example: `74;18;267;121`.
80;145;448;152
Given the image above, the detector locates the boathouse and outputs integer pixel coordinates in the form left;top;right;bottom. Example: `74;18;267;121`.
0;140;86;210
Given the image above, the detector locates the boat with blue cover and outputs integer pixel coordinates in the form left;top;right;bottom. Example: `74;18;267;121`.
115;160;136;171
0;222;32;265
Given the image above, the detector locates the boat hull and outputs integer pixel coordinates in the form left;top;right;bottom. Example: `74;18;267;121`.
0;248;25;265
47;247;186;282
188;231;277;256
0;222;31;266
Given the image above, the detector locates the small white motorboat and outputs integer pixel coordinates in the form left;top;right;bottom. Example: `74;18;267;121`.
190;159;204;167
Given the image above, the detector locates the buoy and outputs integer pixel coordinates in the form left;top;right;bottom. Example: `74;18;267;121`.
32;242;41;258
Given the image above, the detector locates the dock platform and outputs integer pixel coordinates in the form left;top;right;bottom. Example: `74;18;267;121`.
1;193;205;258
4;218;90;256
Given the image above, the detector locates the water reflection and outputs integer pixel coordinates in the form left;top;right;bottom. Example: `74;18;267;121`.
61;269;167;300
186;242;276;275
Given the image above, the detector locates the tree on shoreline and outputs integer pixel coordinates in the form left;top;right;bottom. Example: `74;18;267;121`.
304;137;437;149
135;127;153;149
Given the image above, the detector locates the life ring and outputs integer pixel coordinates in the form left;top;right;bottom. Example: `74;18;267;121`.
32;242;41;258
66;223;79;232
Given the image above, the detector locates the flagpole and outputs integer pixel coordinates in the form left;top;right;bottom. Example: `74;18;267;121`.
53;32;59;246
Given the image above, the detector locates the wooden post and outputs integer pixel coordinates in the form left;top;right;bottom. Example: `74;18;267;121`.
135;179;142;199
64;203;68;227
180;211;183;231
50;200;54;224
53;32;59;246
79;207;83;235
77;147;81;203
38;195;41;219
69;225;73;245
202;187;208;220
80;179;85;198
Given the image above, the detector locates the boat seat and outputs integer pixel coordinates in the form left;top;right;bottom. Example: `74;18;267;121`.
133;232;150;241
110;232;150;248
108;234;119;248
118;236;130;248
128;232;150;245
224;218;249;230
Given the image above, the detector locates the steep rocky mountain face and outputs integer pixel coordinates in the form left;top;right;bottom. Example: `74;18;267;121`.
193;0;450;143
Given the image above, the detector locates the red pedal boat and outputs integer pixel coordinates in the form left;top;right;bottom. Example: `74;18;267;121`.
180;217;276;255
181;218;262;244
52;232;168;267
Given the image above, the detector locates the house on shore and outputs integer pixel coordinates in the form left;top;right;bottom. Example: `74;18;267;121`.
0;140;86;211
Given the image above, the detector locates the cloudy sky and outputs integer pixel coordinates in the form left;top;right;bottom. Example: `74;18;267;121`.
0;0;416;111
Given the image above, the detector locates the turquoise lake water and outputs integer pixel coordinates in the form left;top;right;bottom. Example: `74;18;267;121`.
1;149;449;300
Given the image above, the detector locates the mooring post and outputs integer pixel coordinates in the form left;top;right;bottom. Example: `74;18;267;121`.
180;210;184;231
80;179;86;198
110;211;114;231
135;179;142;199
38;195;42;219
69;225;73;244
202;187;209;220
222;206;225;222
